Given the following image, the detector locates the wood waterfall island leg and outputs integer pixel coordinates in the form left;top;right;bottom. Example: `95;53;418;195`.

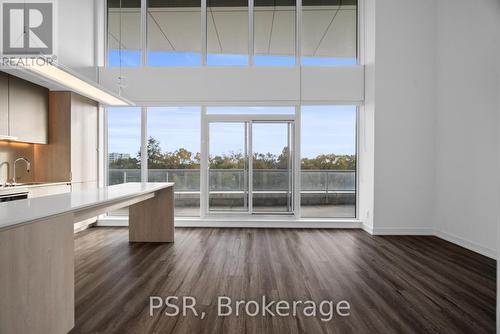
0;213;75;334
128;186;175;243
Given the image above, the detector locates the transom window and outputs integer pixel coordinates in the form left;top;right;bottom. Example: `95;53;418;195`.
106;0;358;66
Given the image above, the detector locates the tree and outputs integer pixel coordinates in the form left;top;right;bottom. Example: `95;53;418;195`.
110;136;356;171
137;137;163;169
301;154;356;170
209;151;245;169
109;157;139;169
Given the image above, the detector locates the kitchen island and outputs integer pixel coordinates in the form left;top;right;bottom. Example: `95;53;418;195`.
0;182;174;334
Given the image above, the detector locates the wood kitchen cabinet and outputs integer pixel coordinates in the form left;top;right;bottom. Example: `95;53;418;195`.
9;76;49;144
0;72;8;136
0;72;49;144
35;92;98;185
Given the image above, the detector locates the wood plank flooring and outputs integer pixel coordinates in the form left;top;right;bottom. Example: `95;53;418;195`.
70;228;496;334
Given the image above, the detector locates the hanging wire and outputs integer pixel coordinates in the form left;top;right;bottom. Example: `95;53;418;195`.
208;0;223;52
267;0;277;54
313;0;343;56
118;0;124;96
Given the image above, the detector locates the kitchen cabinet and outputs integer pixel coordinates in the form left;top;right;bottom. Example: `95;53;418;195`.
9;75;49;144
35;92;98;184
71;94;98;184
0;72;49;144
34;91;99;231
0;72;8;136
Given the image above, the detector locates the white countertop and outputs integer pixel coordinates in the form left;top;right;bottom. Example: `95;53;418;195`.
0;182;174;232
0;182;71;195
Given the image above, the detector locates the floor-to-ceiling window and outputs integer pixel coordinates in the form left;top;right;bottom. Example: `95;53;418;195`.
106;105;357;219
147;107;201;216
300;105;357;218
107;107;142;185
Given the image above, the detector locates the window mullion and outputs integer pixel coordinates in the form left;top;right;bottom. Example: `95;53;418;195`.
296;0;302;65
141;0;147;66
249;0;254;65
202;0;207;65
141;107;148;181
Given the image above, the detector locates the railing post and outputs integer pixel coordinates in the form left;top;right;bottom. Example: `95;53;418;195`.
124;171;127;183
325;171;328;202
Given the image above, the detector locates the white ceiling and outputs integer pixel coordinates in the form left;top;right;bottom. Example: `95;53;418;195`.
108;6;356;57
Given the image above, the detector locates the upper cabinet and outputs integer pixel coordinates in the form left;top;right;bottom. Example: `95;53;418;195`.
8;76;49;144
0;73;8;136
0;72;49;144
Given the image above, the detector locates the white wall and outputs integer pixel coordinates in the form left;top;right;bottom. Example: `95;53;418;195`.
434;0;500;258
98;66;365;104
366;0;500;258
55;0;97;78
370;0;437;234
432;2;500;327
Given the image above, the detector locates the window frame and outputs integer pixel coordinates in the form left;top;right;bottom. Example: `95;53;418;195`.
104;0;361;67
103;104;360;220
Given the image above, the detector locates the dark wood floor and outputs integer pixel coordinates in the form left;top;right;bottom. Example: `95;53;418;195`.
70;228;496;334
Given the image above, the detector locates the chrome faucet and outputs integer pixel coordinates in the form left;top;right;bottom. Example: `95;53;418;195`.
12;158;31;185
0;161;10;187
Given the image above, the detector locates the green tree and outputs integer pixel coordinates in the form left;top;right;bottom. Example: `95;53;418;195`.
301;154;356;170
109;157;139;169
110;137;356;171
138;137;162;169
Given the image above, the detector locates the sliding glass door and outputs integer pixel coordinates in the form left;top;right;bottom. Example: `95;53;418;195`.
206;118;294;215
252;122;293;213
208;122;249;212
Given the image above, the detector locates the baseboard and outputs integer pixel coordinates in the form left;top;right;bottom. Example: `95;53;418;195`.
370;227;434;236
97;217;362;229
367;227;496;260
74;222;97;233
175;220;362;229
361;223;373;234
96;217;128;226
434;229;497;260
74;218;97;233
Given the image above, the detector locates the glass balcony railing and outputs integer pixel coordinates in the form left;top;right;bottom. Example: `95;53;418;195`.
109;169;355;193
108;169;356;217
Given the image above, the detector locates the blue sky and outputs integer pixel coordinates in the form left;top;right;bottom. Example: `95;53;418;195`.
108;50;357;67
108;106;357;158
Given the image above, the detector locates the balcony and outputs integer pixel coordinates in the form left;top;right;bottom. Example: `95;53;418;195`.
108;169;356;217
